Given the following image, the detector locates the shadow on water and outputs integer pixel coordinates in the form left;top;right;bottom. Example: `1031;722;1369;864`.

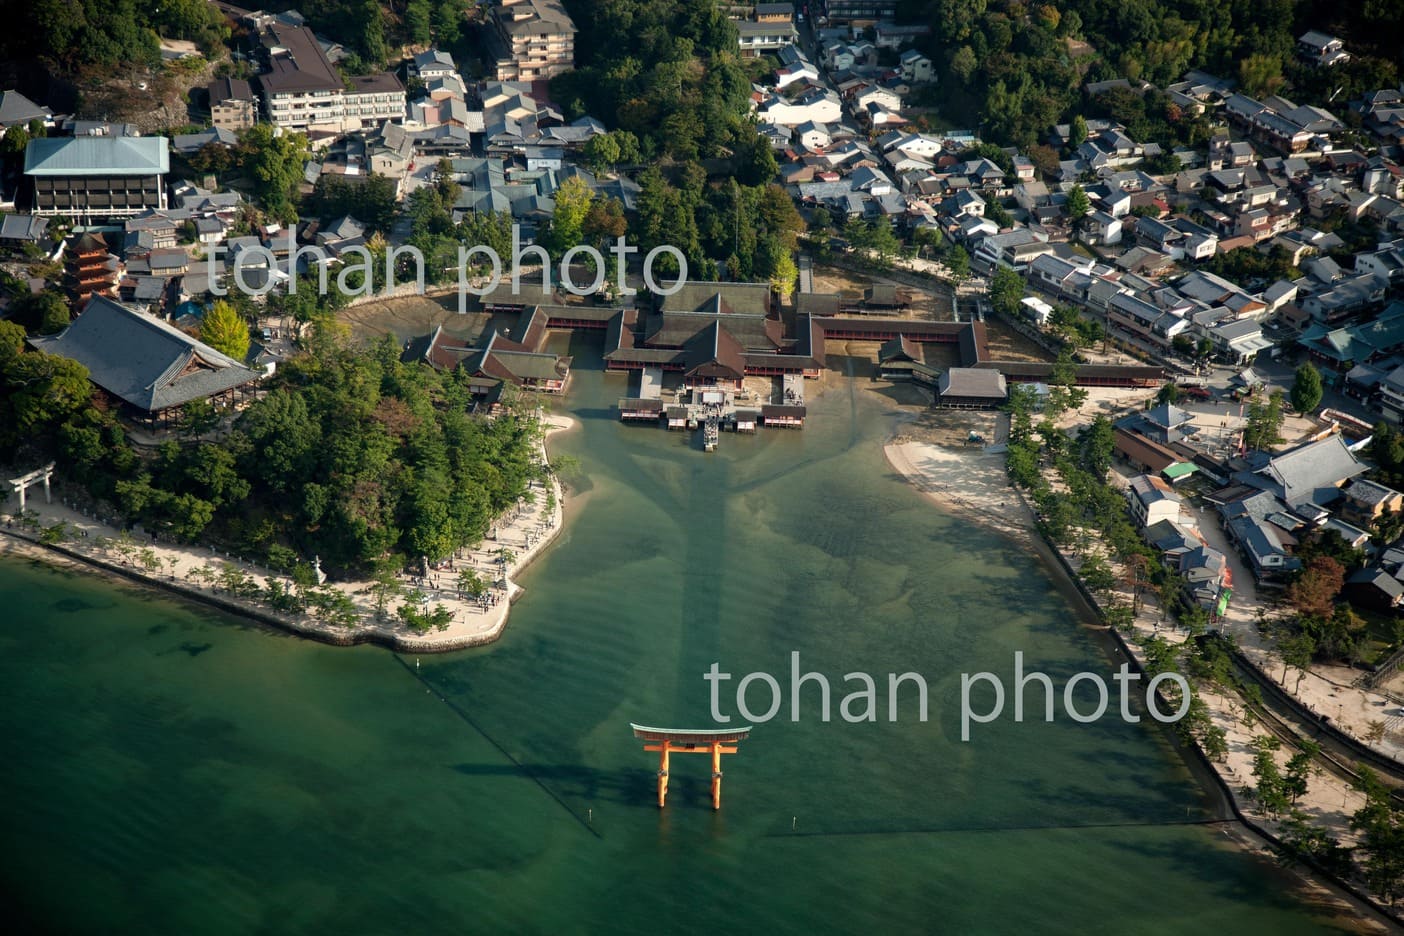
395;654;603;839
449;762;651;809
156;641;214;658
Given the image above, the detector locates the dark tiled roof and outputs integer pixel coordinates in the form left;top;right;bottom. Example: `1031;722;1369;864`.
658;282;771;316
208;77;254;106
260;23;342;95
30;295;259;412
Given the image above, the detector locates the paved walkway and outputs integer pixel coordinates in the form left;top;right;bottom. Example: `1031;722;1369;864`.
2;415;576;652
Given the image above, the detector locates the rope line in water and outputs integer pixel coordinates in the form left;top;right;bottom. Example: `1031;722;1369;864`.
767;817;1234;839
392;654;603;840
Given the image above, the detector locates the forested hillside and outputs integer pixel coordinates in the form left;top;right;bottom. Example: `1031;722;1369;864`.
896;0;1404;148
1;318;544;574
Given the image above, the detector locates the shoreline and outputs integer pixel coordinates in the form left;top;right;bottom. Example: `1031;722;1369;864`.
882;428;1400;933
2;414;580;654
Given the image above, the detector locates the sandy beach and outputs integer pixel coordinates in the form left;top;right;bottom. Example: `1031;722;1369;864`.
2;414;578;653
884;437;1037;550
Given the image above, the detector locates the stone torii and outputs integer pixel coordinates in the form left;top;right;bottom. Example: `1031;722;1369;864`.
8;462;56;513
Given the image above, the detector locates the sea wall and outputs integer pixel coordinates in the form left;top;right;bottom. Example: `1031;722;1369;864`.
1019;489;1403;928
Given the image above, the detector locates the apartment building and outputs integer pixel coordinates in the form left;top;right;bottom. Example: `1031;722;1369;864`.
208;77;257;131
489;0;576;82
259;22;404;132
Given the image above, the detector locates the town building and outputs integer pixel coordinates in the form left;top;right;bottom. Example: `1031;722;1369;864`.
1128;473;1183;526
1298;30;1350;68
488;0;576;82
1339;478;1404;528
258;22;404;131
208;77;257;131
24;136;169;220
825;0;898;24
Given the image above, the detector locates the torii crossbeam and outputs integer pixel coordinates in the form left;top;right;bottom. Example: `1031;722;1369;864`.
630;724;752;810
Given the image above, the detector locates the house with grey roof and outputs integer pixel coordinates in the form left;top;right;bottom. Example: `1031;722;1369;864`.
0;90;52;130
411;49;458;81
1238;434;1366;507
1117;403;1195;445
172;126;239;155
1298;31;1349;68
1128;473;1183;527
1345;567;1403;610
1180;545;1230;609
1144;519;1202;560
0;213;48;245
29;295;262;423
1340;478;1404;528
1227;515;1302;582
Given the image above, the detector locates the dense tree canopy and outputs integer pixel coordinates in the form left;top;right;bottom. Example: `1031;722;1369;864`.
1;314;546;573
16;0;161;73
553;1;756;164
897;0;1402;149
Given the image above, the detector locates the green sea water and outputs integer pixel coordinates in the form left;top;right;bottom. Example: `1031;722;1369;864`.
0;335;1366;934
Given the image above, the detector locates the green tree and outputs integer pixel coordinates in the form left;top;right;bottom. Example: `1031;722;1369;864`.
0;322;92;447
239;124;309;219
1069;114;1088;148
1283;741;1318;805
1044;348;1088;418
354;0;387;67
235;389;322;493
6;289;70;335
1351;768;1404;902
989;266;1024;318
582;132;621;173
1239;53;1284;98
1244;389;1286;451
199;300;250;361
1250;735;1290;819
546;175;595;258
405;0;433;45
1077;415;1115;477
1066;184;1092;230
0;124;29;157
949;45;977;83
432;0;462;45
1290;362;1323;414
736;135;779;186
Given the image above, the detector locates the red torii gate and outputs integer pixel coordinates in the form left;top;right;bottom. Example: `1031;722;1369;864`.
630;724;751;810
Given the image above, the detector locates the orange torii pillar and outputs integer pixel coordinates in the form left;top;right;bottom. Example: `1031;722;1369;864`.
631;725;751;810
